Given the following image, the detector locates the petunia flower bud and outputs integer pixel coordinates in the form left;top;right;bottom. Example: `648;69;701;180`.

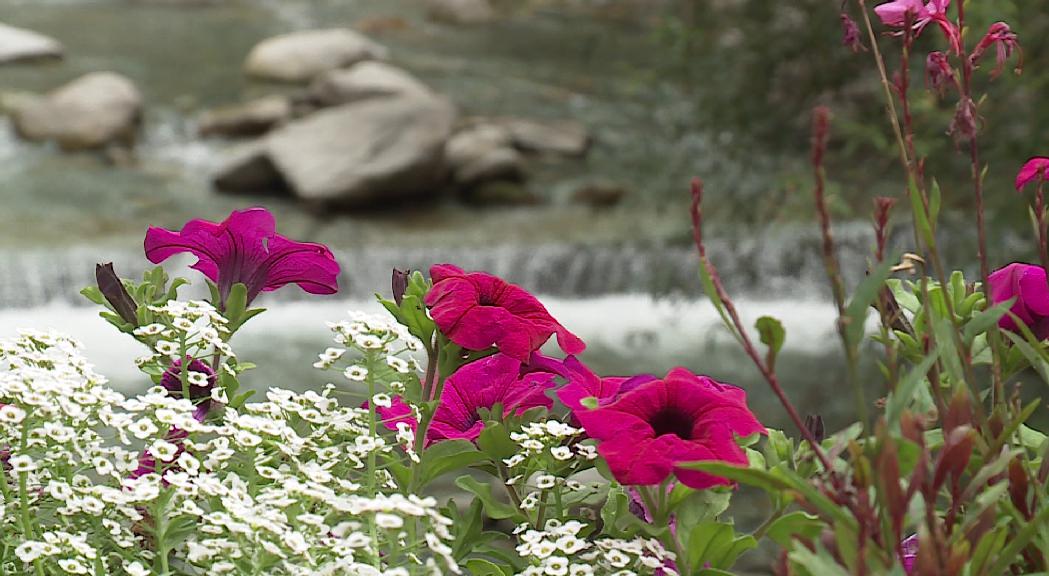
391;268;410;306
804;413;825;443
95;262;138;326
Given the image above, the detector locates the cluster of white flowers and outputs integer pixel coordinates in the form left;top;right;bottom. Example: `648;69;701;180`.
0;327;458;575
503;420;601;510
514;520;676;576
132;300;235;376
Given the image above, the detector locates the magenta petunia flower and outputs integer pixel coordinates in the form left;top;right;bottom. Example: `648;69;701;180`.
575;368;765;489
161;358;216;422
370;396;418;433
875;0;960;53
428;353;559;443
144;207;340;305
1015;157;1049;192
556;356;655;412
900;534;919;574
988;263;1049;340
424;264;585;361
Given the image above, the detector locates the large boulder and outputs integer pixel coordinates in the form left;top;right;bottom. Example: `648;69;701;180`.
425;0;496;25
244;29;388;83
306;62;430;107
197;95;292;138
0;23;63;65
444;124;525;186
215;92;456;207
9;72;142;150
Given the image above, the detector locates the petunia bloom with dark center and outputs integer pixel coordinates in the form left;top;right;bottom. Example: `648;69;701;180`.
424;264;585;361
144;207;340;306
575;368;765;489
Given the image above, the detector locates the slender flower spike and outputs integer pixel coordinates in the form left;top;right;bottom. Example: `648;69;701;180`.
1015;157;1049;192
144;208;340;305
424;264;585;361
575;368;765;489
971;22;1022;78
874;0;960;53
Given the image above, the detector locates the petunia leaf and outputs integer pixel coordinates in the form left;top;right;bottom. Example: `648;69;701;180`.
885;350;938;428
418;440;489;489
478;422;518;462
765;511;823;547
963;300;1013;345
454;475;522;521
224;282;249;328
844;259;894;347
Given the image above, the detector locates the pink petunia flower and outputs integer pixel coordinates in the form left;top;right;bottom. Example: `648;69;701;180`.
575;368;765;490
875;0;960;53
371;395;418;433
1015;157;1049;192
900;533;919;574
428;353;560;443
988;263;1049;340
161;357;216;422
424;264;585;361
144;208;340;306
556;356;655;412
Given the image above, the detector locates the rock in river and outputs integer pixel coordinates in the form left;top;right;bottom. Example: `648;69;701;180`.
244;29;388;83
425;0;496;25
197;95;292;138
9;72;142;151
306;61;430;107
215;91;456;207
0;23;63;65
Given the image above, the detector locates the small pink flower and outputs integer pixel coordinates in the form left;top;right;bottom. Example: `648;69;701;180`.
371;396;418;433
424;264;585;361
1015;157;1049;192
971;22;1021;78
840;13;865;53
145;208;340;305
576;368;765;489
988;263;1049;340
874;0;960;53
556;356;655;412
428;353;560;443
900;534;919;574
925;51;956;96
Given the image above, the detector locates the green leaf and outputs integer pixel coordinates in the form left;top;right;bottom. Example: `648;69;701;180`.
418;440;489;489
1003;330;1049;385
678;461;791;493
885;351;938;427
464;559;511;576
963;300;1013;345
80;286;105;305
765;512;823;547
756;316;786;369
454;475;521;521
224;283;248;327
789;544;851;576
686;522;756;570
845;259;894;346
929;179;942;225
477;422;518;462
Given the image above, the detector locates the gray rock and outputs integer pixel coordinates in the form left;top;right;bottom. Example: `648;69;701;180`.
425;0;496;25
307;61;430;107
10;72;142;151
197;95;292;138
244;29;388;84
0;23;63;65
444;124;524;185
214;92;456;206
213;141;288;195
485;117;591;157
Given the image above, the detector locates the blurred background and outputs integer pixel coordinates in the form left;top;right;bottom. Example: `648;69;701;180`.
0;0;1047;538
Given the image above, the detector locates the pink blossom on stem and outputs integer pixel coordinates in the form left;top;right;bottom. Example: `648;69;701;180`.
874;0;960;53
970;22;1022;78
988;263;1049;340
1016;157;1049;192
840;12;865;53
925;51;957;96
